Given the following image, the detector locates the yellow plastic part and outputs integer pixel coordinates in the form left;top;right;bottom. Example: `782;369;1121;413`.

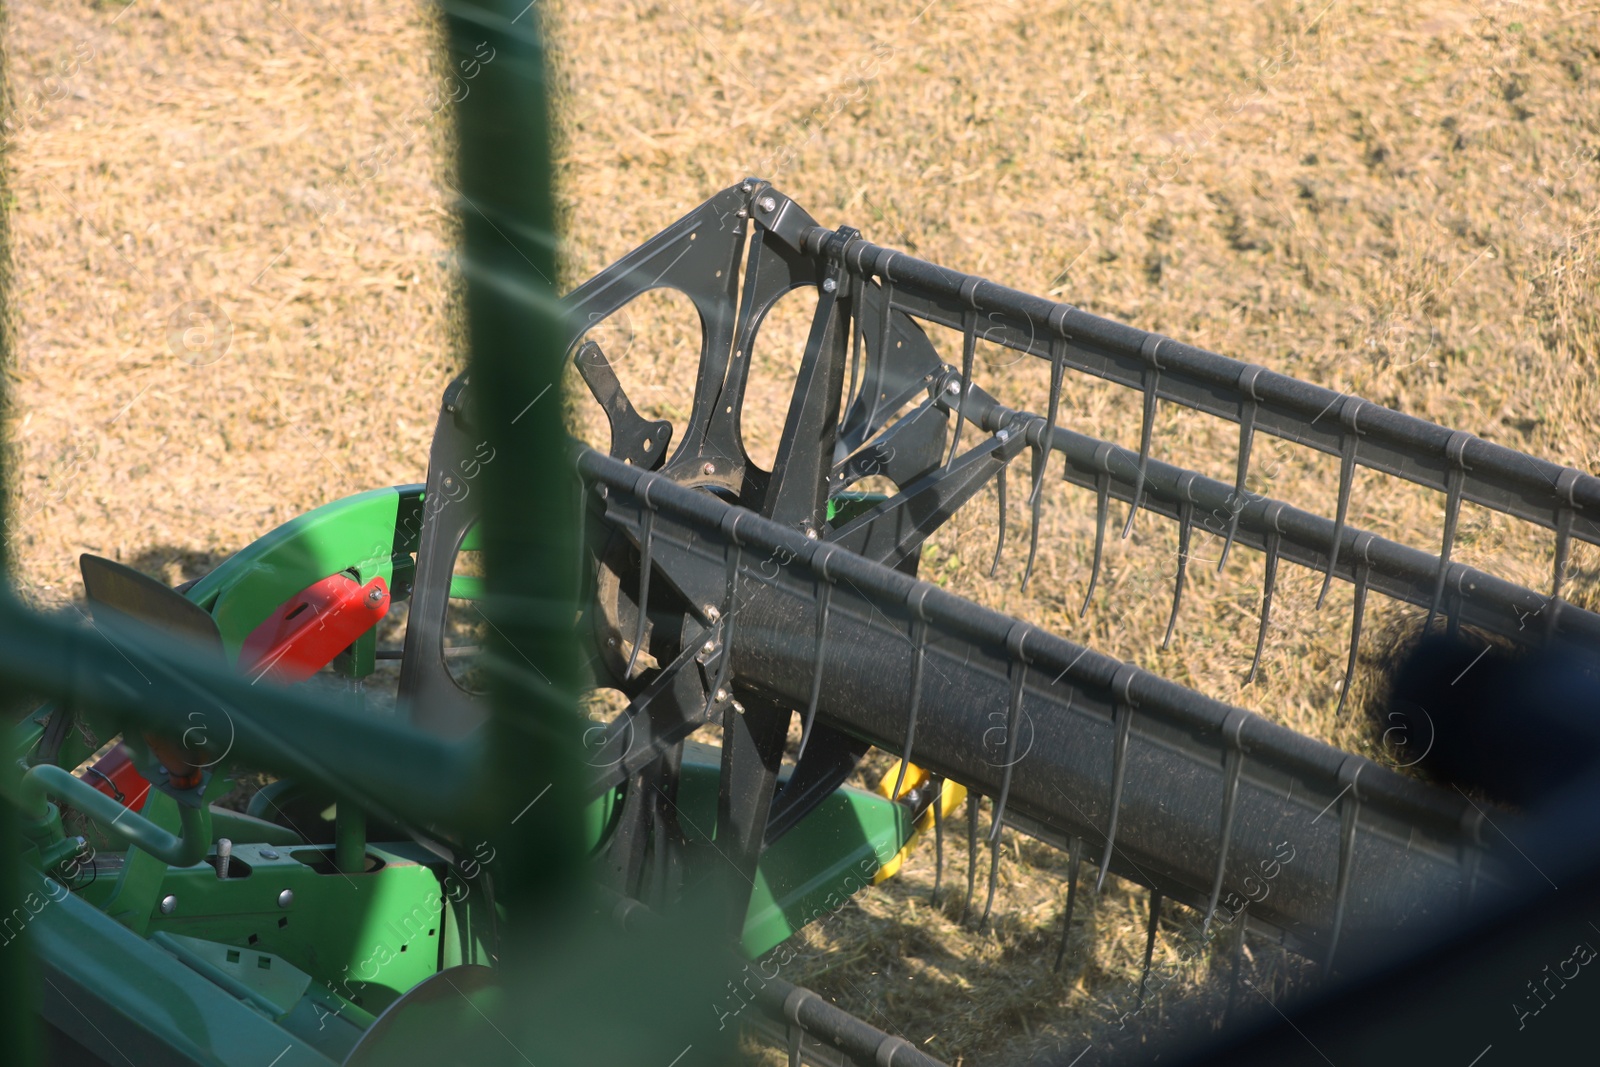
870;759;968;885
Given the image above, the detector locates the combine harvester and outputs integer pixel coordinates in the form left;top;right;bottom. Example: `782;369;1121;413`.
3;3;1598;1065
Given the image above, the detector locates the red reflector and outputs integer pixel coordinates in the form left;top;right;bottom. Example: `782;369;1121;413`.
238;573;390;684
82;744;153;811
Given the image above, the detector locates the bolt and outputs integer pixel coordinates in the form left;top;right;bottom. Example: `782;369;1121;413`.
805;528;819;540
595;484;609;499
159;895;178;915
758;196;777;213
822;278;838;293
216;838;232;881
714;688;729;703
278;889;294;909
259;848;280;861
704;605;721;622
996;429;1010;443
945;379;960;395
732;700;746;715
740;181;754;193
703;461;716;475
367;587;384;606
702;640;716;655
607;636;618;647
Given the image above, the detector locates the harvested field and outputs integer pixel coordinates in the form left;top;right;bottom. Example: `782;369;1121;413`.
4;0;1597;1063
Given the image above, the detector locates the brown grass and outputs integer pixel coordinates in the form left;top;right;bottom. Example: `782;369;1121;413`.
5;0;1599;1063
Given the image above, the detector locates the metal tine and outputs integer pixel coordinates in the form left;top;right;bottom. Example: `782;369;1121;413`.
989;458;1009;578
1317;397;1365;609
704;539;742;717
984;626;1028;926
1080;446;1115;618
1163;473;1197;650
1022;342;1067;592
1336;535;1373;717
980;812;1003;930
844;293;866;422
1097;668;1138;892
1221;366;1265;572
873;273;896;437
1549;491;1575;641
1022;426;1048;593
1052;836;1083;973
1137;889;1163;1008
962;793;981;924
931;777;945;905
624;495;655;680
787;1024;802;1067
1122;336;1164;539
1428;431;1473;630
945;305;979;469
890;592;931;801
1245;504;1284;687
795;548;835;763
1553;472;1579;603
990;624;1031;840
1203;711;1249;932
1325;762;1364;976
1224;908;1248;1026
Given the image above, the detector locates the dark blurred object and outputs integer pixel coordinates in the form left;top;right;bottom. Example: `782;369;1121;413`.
1380;632;1600;806
1166;633;1600;1066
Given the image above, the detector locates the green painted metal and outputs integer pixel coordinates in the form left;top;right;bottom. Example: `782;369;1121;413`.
29;865;337;1066
17;763;212;869
142;841;446;1016
184;486;422;656
674;744;916;957
151;932;313;1019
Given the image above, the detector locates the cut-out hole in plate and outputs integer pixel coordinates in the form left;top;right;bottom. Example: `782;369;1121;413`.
742;285;821;470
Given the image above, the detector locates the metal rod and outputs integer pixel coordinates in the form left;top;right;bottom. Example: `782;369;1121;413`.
1204;711;1248;931
1337;549;1371;717
703;542;742;719
1317;398;1364;609
962;792;980;924
1221;369;1262;571
625;501;655;679
989;458;1008;578
1137;889;1163;1007
981;813;1003;929
1023;344;1066;591
1081;466;1111;618
990;628;1029;839
1245;513;1281;686
945;309;978;469
1163;491;1194;650
1097;672;1136;892
334;802;366;875
1428;432;1472;629
1023;438;1047;593
1053;836;1083;973
891;612;929;802
1123;344;1162;539
1325;763;1363;975
796;576;833;763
